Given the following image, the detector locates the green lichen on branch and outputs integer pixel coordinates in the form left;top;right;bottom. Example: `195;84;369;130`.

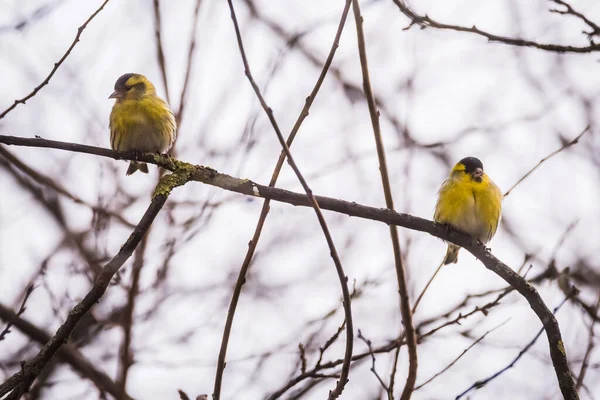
151;153;217;179
155;154;193;171
153;172;190;198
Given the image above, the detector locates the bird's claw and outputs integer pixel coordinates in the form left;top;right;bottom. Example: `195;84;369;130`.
442;223;453;234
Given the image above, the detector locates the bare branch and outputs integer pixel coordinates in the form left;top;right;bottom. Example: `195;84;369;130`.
0;0;112;120
456;292;576;399
214;1;354;399
174;0;203;128
0;145;135;228
550;0;600;40
211;0;353;396
504;126;590;197
152;0;171;105
357;330;392;399
576;292;600;391
415;319;509;391
117;237;149;398
0;302;132;399
412;260;444;313
392;0;600;53
351;0;417;398
0;172;186;399
0;285;35;342
0;134;579;399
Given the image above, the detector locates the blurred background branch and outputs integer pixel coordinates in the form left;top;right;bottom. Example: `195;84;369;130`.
1;0;599;398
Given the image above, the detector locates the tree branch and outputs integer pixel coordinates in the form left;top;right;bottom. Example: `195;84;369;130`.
0;170;187;399
504;126;589;196
0;134;579;399
0;0;112;120
415;319;509;391
211;0;353;398
456;292;576;399
117;237;149;398
391;0;600;53
0;285;35;342
351;1;417;398
219;2;354;399
152;0;171;105
550;0;600;39
0;303;132;400
174;0;203;128
575;292;600;391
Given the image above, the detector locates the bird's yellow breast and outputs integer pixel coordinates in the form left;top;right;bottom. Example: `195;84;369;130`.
109;95;176;153
434;174;502;243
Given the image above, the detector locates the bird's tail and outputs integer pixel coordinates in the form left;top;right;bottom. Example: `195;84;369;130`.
126;161;149;175
443;244;460;265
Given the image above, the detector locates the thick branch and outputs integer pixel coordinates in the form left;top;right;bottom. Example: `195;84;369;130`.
0;135;578;398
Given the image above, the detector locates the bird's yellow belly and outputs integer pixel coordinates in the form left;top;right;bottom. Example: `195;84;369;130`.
449;204;490;243
111;115;171;153
435;183;499;244
117;124;170;153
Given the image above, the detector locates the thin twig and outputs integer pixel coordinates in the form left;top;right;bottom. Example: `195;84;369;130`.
152;0;171;105
174;0;203;128
212;1;353;399
455;292;576;399
415;319;509;390
268;274;545;397
0;152;106;275
243;0;431;151
550;0;600;39
392;0;600;53
0;285;35;341
0;0;111;120
357;330;392;399
0;172;186;399
351;1;417;398
0;302;132;399
504;126;590;196
575;292;600;391
0;145;135;228
412;260;444;314
222;2;353;399
117;236;149;398
388;345;401;398
418;287;512;343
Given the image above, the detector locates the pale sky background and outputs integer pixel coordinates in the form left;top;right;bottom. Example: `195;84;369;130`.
1;0;600;399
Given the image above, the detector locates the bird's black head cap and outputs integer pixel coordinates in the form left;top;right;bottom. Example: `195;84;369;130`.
459;157;484;173
114;73;137;91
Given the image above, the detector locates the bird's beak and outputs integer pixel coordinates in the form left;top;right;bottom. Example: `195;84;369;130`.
108;90;119;99
473;168;484;179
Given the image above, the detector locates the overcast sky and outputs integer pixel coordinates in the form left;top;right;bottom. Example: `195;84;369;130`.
1;0;600;399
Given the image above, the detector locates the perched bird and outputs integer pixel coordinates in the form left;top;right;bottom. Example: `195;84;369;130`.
434;157;502;264
109;73;176;175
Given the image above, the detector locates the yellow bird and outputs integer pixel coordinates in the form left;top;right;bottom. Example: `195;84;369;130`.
109;73;176;175
434;157;502;264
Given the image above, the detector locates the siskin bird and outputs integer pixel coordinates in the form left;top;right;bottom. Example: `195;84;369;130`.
434;157;502;265
109;73;176;175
